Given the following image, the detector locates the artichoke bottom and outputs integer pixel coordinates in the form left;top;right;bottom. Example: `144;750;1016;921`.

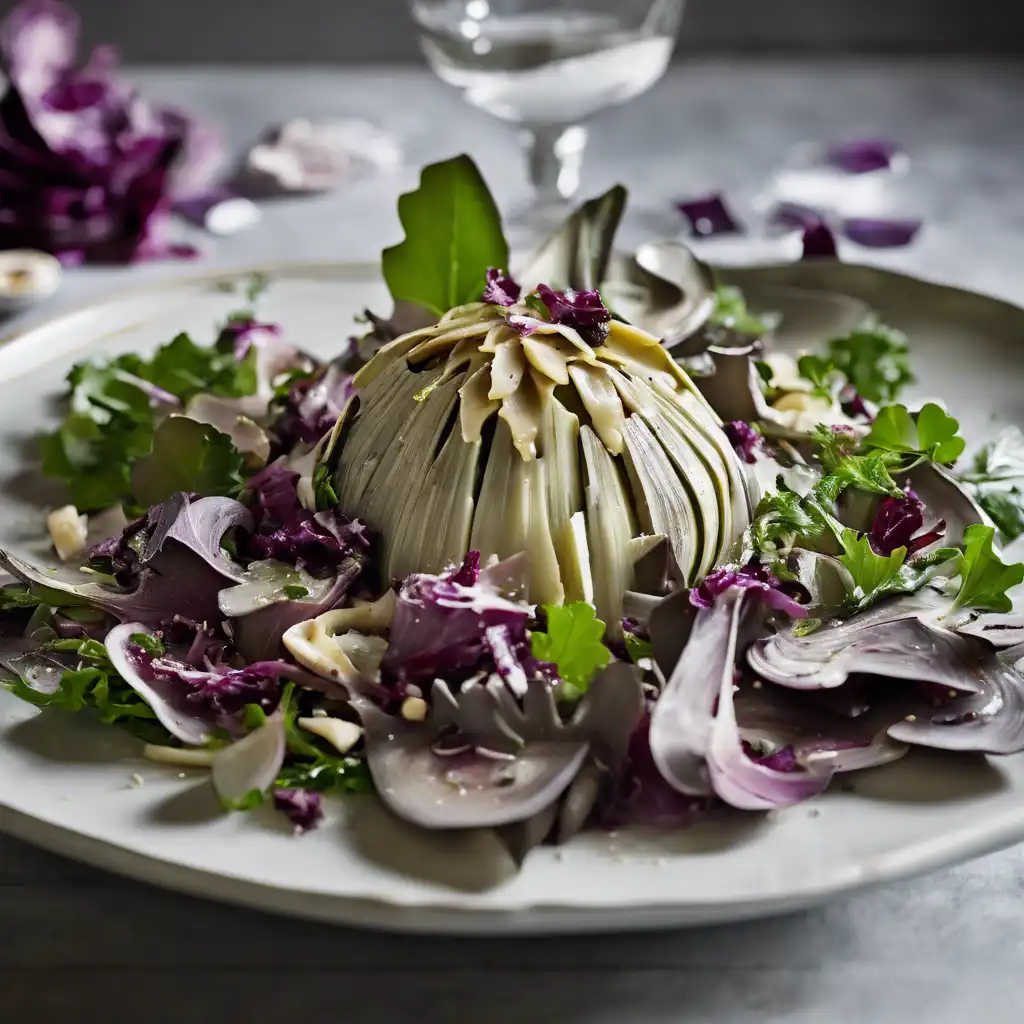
329;302;751;636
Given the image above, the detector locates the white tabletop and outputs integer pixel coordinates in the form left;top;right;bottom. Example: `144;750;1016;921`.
3;59;1023;1023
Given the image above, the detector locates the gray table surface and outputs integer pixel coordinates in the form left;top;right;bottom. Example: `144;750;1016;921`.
3;59;1024;1023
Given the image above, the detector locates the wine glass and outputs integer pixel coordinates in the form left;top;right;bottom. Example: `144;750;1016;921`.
408;0;685;234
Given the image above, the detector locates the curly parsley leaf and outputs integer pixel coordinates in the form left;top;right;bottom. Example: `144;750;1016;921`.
141;332;258;404
531;602;611;695
826;317;914;403
951;524;1024;613
865;402;965;466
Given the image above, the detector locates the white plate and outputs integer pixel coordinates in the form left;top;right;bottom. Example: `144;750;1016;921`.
1;261;1023;936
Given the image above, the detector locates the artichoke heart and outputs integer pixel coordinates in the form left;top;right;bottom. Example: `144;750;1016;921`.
332;300;751;610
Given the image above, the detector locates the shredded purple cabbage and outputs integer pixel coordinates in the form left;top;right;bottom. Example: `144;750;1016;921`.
870;491;946;557
600;714;716;828
126;640;282;724
691;563;808;619
482;268;521;307
675;193;743;238
273;788;324;833
825;138;902;175
0;0;219;263
843;217;921;249
723;420;763;464
537;284;611;347
244;463;367;577
271;364;352;452
382;551;542;689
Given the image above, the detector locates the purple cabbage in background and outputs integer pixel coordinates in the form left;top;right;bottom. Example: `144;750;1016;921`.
870;491;946;557
0;0;220;263
842;217;922;249
691;563;808;619
382;550;545;689
244;463;367;577
723;420;763;464
824;138;902;175
675;192;743;238
482;268;521;307
273;788;324;833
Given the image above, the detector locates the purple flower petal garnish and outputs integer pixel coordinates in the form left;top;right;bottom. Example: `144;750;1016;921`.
676;192;743;238
825;139;902;175
842;218;922;249
723;420;763;464
482;268;521;306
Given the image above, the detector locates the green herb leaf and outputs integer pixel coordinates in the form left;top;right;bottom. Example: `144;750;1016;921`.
131;417;244;507
976;489;1024;542
276;684;373;795
826;317;914;403
312;463;339;512
128;632;165;656
838;531;908;604
819;451;903;502
0;584;43;612
957;427;1024;542
709;284;773;337
2;637;172;745
951;524;1024;613
381;155;508;318
243;703;268;730
282;584;310;600
865;403;966;466
624;632;653;664
530;603;611;693
222;788;266;812
796;354;840;398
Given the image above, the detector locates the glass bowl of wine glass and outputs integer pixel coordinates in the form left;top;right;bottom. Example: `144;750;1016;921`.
408;0;685;234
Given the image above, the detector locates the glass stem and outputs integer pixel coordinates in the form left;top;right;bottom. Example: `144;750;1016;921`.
521;124;589;207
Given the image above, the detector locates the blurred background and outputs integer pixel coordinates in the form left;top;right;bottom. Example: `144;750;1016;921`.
21;0;1024;61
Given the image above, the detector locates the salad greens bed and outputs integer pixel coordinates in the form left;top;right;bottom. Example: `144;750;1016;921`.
3;154;1024;861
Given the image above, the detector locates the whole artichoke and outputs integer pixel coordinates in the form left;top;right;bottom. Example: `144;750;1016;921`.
330;295;751;631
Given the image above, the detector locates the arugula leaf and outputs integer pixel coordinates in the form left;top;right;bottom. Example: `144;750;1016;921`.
838;531;908;607
2;637;172;745
951;524;1024;613
826;317;914;403
130;417;244;507
709;284;773;337
530;602;611;694
141;332;258;403
381;155;508;318
865;403;966;465
276;684;372;795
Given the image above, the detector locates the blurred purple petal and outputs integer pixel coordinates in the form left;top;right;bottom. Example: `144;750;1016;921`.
825;138;902;174
676;193;743;238
843;217;921;249
482;268;521;306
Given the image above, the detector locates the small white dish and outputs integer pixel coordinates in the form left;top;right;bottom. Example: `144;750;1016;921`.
0;249;62;314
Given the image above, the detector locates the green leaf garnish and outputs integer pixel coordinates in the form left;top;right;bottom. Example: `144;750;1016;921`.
958;427;1024;541
624;632;653;664
837;531;908;607
951;524;1024;613
381;154;508;318
275;683;373;795
243;703;268;730
142;332;258;404
976;489;1024;542
130;417;244;507
0;584;43;612
311;463;340;512
709;284;773;337
128;632;165;657
826;317;914;403
865;403;966;466
2;637;172;745
816;451;903;504
221;788;266;812
796;354;840;398
282;584;310;600
530;602;611;694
